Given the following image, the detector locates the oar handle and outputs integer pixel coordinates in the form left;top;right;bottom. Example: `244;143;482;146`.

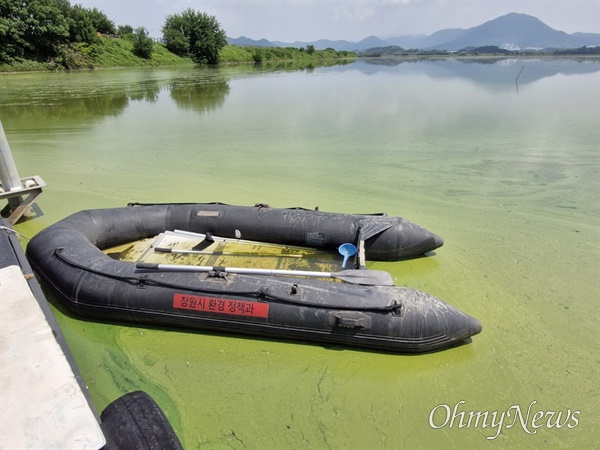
136;262;216;273
136;262;160;270
241;268;333;277
136;262;337;278
135;262;392;285
135;262;332;278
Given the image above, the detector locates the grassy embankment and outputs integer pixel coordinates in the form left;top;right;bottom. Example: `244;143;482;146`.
219;45;356;63
0;36;357;73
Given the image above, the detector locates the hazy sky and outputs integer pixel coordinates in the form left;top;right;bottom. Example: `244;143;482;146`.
78;0;599;42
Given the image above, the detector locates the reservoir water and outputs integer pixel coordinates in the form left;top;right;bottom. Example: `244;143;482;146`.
1;57;598;448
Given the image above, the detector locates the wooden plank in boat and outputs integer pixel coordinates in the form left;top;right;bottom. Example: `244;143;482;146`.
103;230;340;273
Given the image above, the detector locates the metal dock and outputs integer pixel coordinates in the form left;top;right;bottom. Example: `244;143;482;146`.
0;220;106;449
0;120;183;449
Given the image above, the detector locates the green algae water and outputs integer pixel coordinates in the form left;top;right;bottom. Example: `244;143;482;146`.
2;58;599;448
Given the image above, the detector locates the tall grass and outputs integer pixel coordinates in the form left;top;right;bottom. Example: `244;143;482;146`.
89;37;194;68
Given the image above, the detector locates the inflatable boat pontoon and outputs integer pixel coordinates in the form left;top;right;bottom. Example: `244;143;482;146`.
26;203;481;353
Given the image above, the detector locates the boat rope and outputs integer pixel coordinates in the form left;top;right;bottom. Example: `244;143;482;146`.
50;248;398;313
0;225;31;240
52;248;263;296
127;201;228;207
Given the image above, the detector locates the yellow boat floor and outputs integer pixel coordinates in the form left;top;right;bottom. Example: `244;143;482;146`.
104;230;342;274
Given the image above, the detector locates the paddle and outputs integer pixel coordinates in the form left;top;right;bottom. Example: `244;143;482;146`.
135;262;394;286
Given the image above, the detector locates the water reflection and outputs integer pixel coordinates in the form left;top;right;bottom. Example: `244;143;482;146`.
0;58;597;129
0;69;232;127
251;58;355;72
127;79;161;103
0;60;365;128
169;78;230;113
0;72;165;126
0;92;129;125
355;57;599;89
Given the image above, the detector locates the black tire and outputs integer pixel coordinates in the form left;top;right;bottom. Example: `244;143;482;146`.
100;391;184;450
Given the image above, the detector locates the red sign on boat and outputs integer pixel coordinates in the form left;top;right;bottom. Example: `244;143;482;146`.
173;293;269;318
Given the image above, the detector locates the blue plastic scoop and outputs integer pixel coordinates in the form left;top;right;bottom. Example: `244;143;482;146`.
338;243;357;268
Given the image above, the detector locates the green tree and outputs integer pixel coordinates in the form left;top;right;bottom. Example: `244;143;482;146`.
117;24;133;36
132;26;153;58
162;13;189;55
0;0;29;61
23;0;70;56
67;4;97;44
306;44;315;55
0;0;74;62
66;5;115;43
87;7;115;35
162;8;226;64
0;0;122;65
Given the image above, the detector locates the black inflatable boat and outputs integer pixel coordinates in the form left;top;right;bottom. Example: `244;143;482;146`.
26;203;481;353
124;202;445;261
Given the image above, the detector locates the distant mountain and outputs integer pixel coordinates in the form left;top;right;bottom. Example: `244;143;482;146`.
382;34;427;49
411;29;467;50
570;32;600;42
427;13;598;51
227;36;278;47
227;13;599;52
356;36;388;49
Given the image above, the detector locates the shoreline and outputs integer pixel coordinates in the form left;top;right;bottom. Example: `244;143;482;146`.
1;52;598;75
